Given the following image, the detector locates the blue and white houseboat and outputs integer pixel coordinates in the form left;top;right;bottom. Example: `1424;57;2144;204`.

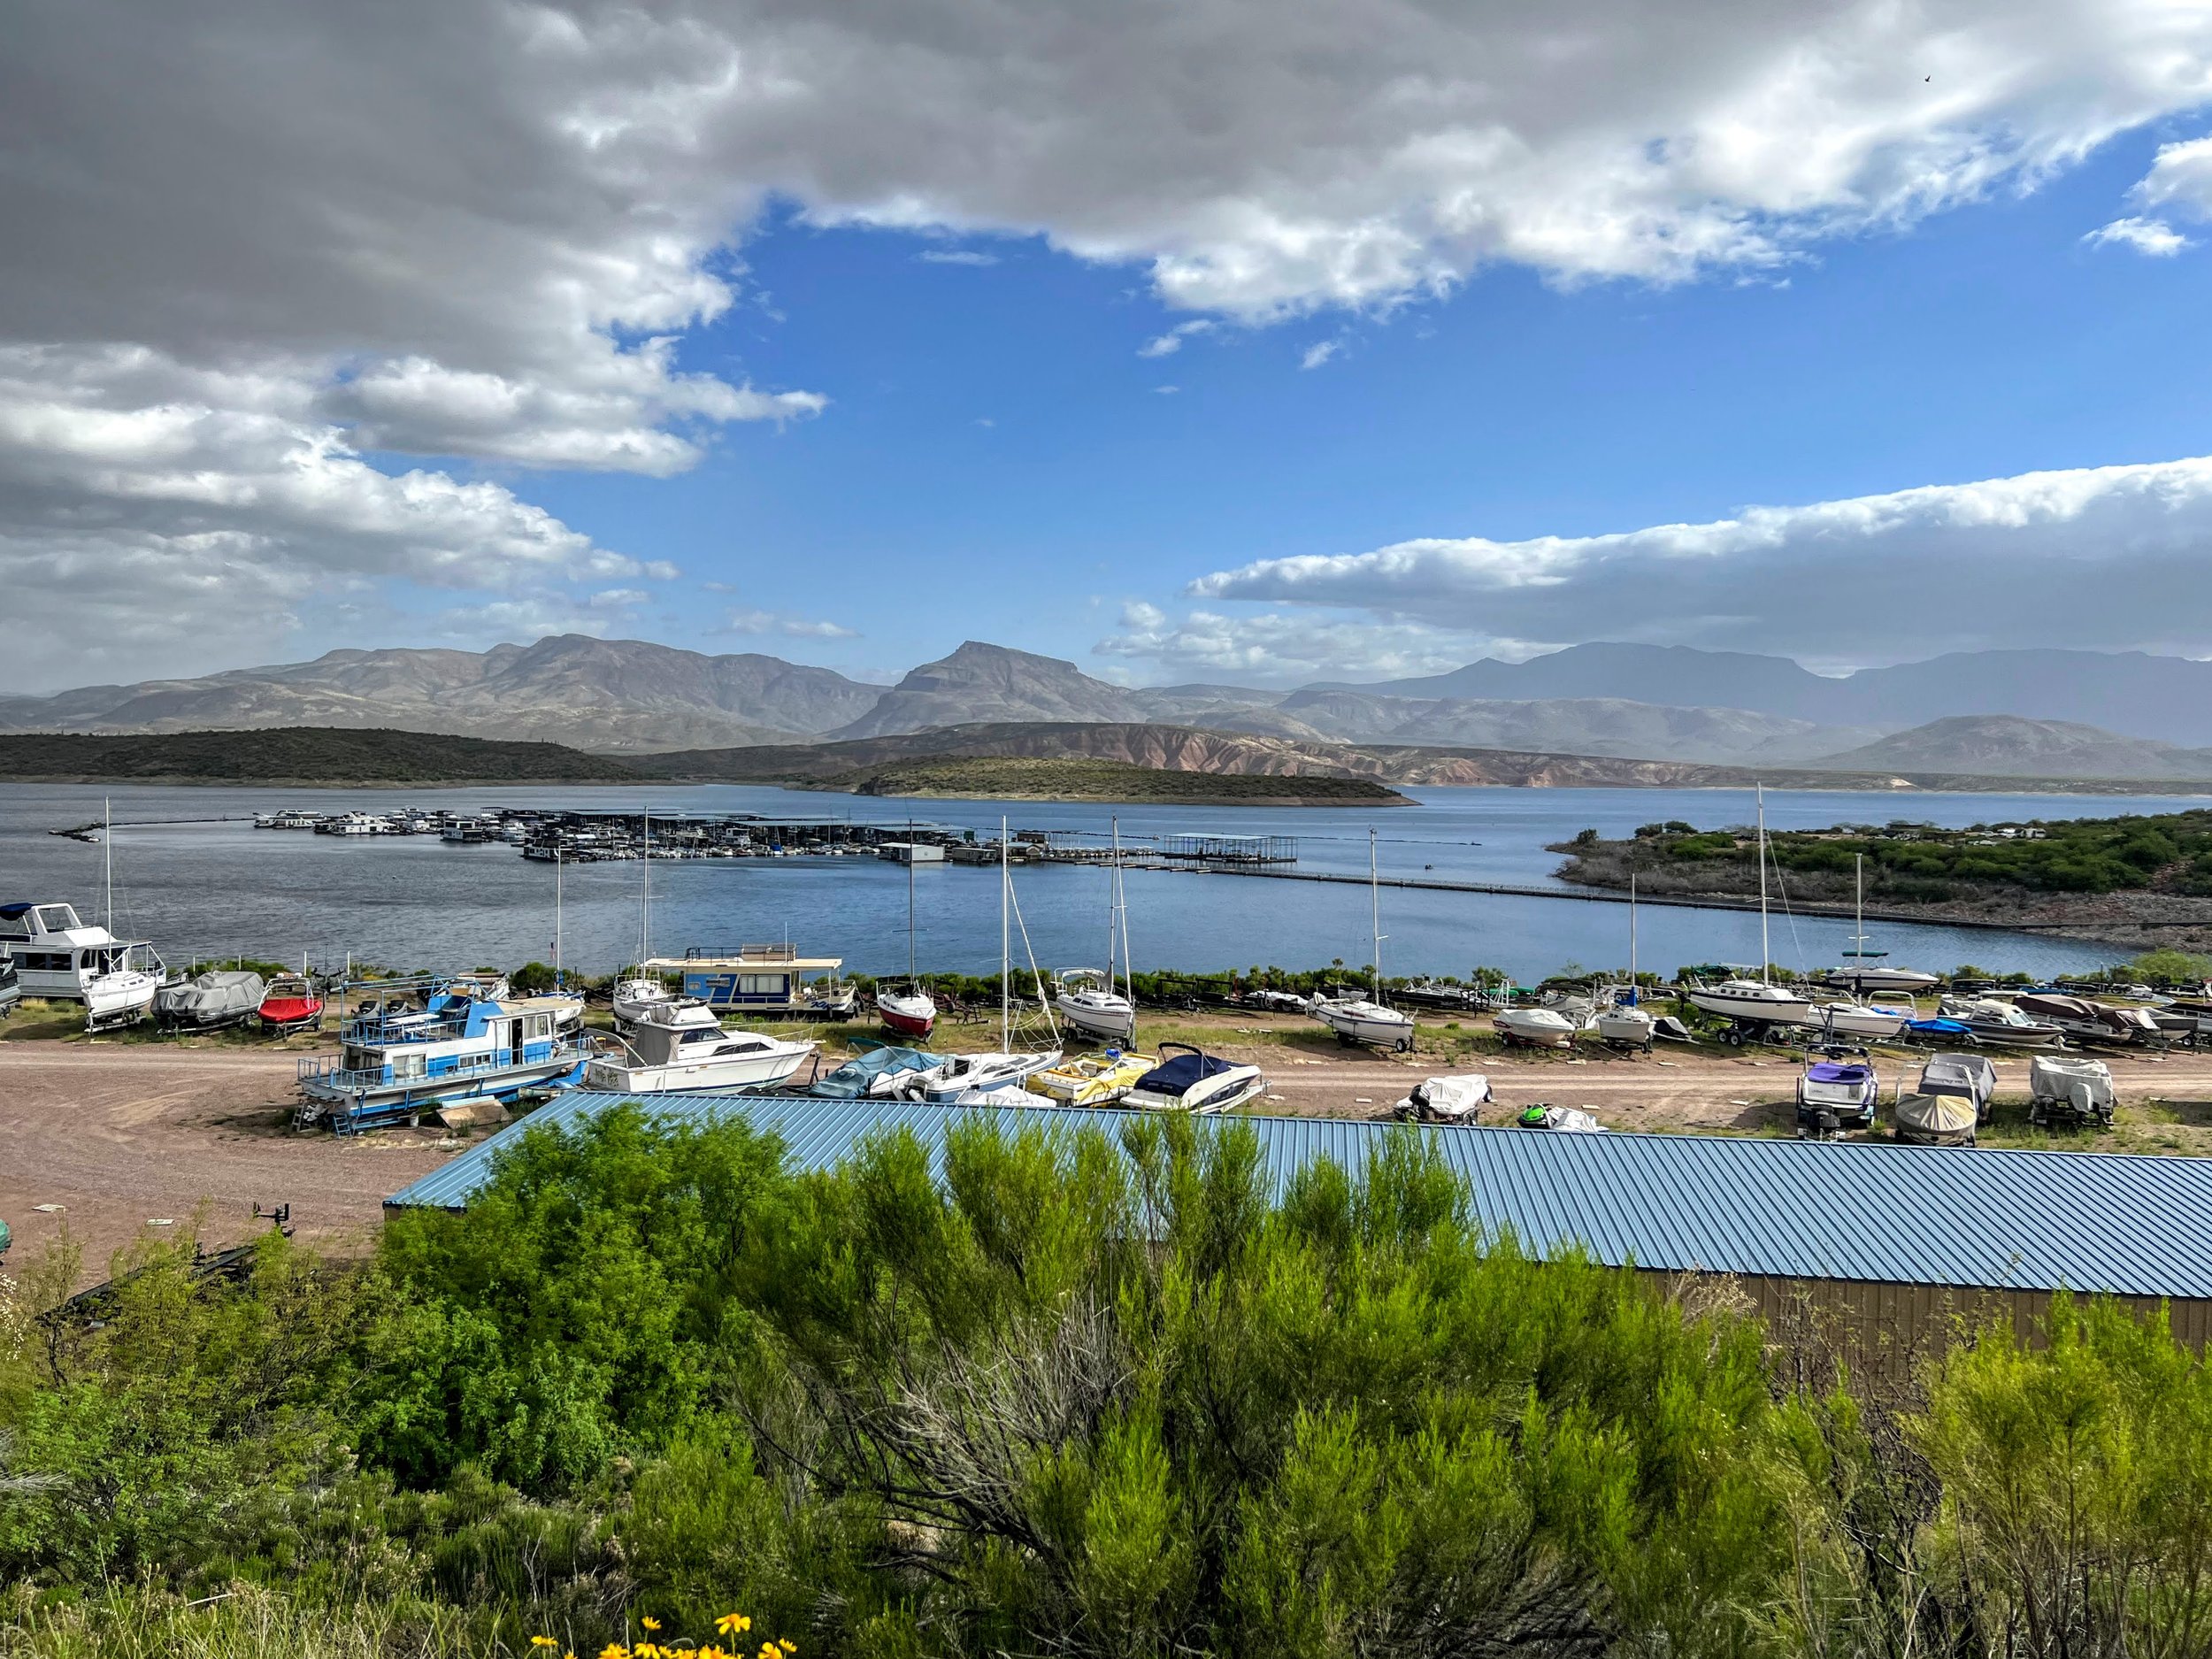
296;982;587;1133
645;944;860;1018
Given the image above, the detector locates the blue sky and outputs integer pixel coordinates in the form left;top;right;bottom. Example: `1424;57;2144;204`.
9;0;2212;691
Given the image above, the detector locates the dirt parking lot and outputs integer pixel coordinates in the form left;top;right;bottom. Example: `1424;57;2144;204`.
6;1016;2210;1288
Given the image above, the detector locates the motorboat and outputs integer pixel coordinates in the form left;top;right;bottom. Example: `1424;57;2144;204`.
1592;987;1655;1050
1796;1048;1878;1137
1123;1044;1266;1115
1032;1049;1158;1107
1685;979;1815;1029
258;973;326;1033
877;986;938;1040
1893;1052;1996;1146
1810;1000;1910;1042
612;976;678;1029
1904;1016;1972;1043
1055;969;1137;1046
157;970;266;1029
1311;995;1417;1051
1937;996;2064;1048
0;955;17;1018
1493;1006;1578;1048
1241;989;1313;1015
1393;1073;1490;1124
2028;1054;2116;1128
1512;1104;1604;1133
295;980;588;1133
902;1048;1064;1102
580;1002;816;1094
2016;993;2160;1047
0;900;166;1026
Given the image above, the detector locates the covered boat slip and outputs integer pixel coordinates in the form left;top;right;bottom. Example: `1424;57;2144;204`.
389;1094;2212;1369
645;945;850;1015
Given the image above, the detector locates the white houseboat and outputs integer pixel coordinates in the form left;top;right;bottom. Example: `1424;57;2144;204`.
0;901;166;1027
645;944;860;1018
295;981;587;1133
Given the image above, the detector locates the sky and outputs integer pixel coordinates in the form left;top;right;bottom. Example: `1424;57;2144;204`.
6;0;2212;694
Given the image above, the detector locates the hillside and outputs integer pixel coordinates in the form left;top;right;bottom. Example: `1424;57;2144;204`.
1810;715;2212;780
0;727;641;784
627;719;2212;794
827;641;1150;737
0;636;886;751
815;755;1411;804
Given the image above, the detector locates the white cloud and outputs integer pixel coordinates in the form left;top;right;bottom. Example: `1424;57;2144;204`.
918;250;1002;265
1187;454;2212;664
719;607;860;640
2083;215;2193;255
1139;320;1216;358
1300;341;1343;370
0;343;663;686
10;0;2212;680
1154;384;1180;395
1097;607;1494;683
2132;134;2212;217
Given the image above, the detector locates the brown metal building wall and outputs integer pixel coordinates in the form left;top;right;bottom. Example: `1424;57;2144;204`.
1649;1271;2212;1377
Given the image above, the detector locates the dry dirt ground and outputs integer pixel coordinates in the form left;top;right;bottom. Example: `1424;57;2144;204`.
9;1010;2212;1288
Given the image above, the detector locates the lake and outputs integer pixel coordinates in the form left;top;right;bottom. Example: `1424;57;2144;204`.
1;780;2193;986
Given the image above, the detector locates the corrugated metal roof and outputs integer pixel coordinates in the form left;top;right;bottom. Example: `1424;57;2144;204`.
386;1094;2212;1300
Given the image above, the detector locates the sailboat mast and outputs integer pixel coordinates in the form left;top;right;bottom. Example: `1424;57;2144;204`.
104;795;113;932
1000;816;1010;1050
1112;817;1130;1002
1629;872;1638;989
554;850;563;987
640;808;651;964
1756;783;1770;984
907;818;918;982
1369;826;1383;999
1103;818;1118;983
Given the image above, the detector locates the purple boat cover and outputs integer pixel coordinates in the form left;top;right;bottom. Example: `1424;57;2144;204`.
1806;1062;1870;1083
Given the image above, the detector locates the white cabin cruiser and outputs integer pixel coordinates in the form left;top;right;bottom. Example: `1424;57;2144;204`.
580;1002;816;1094
1123;1044;1266;1114
902;1048;1064;1102
1592;987;1655;1049
0;902;165;1028
1055;969;1137;1045
1937;996;2064;1048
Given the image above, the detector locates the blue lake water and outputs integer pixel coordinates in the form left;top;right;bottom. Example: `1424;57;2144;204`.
1;780;2194;986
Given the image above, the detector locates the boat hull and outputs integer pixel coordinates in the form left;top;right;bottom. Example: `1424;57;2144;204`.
1493;1010;1577;1048
1313;1000;1417;1050
1686;988;1815;1026
1058;993;1136;1044
580;1048;813;1094
878;992;936;1039
1125;1071;1265;1115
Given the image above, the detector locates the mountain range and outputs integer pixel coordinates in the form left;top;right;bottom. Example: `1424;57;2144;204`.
6;634;2212;780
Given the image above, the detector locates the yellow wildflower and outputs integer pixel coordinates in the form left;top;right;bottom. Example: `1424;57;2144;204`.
778;1644;795;1655
533;1640;559;1651
600;1646;630;1659
717;1615;751;1637
641;1620;662;1633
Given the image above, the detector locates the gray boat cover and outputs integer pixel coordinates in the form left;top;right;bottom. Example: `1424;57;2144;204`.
1396;1073;1491;1123
806;1044;947;1098
155;970;265;1024
1894;1092;1977;1144
2029;1054;2116;1114
1918;1053;1996;1113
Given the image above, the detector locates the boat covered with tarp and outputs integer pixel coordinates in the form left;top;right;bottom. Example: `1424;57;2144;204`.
156;970;266;1028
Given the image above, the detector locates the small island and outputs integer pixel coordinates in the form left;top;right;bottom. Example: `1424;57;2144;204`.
1553;810;2212;949
806;754;1414;805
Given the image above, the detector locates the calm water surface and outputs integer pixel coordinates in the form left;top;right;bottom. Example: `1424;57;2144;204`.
1;781;2193;985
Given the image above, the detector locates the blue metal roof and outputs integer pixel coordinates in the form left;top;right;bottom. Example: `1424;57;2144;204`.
387;1093;2212;1301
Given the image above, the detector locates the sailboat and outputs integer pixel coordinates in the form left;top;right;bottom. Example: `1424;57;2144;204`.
878;821;937;1039
907;818;1060;1101
1594;874;1657;1048
1820;853;1939;995
1685;786;1814;1031
1311;829;1417;1050
1055;818;1138;1045
612;808;677;1028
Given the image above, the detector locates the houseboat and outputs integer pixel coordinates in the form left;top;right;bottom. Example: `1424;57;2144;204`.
295;981;587;1133
645;945;860;1018
0;901;166;1027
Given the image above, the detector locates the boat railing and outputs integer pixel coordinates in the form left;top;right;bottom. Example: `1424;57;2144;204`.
687;942;799;962
299;1039;588;1095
